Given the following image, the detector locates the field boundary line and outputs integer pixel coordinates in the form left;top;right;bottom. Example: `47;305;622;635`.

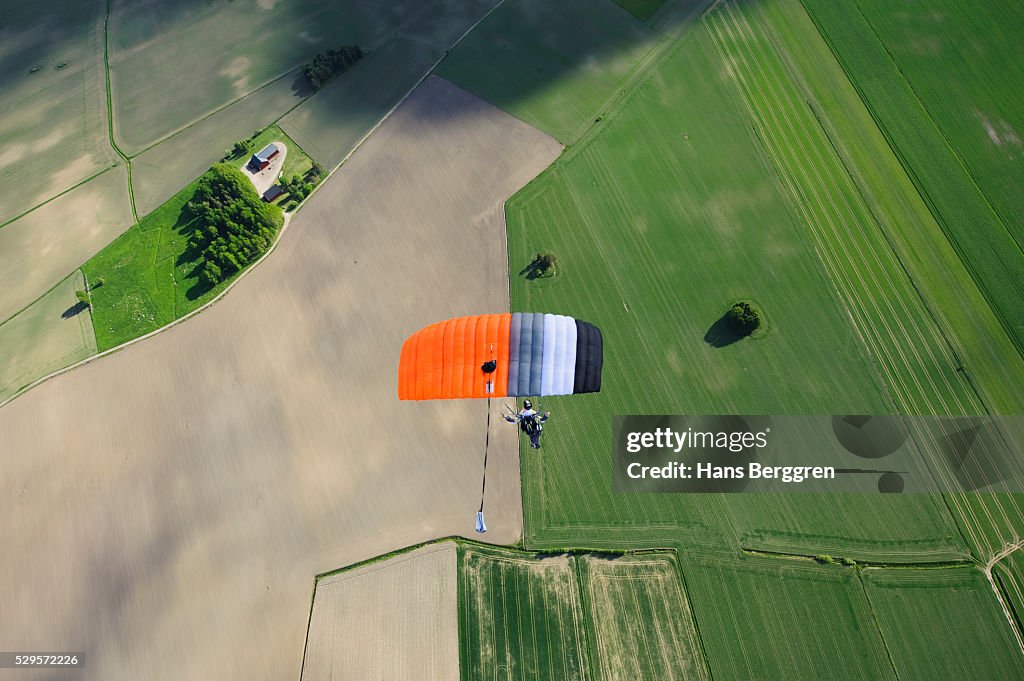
122;0;460;159
571;555;599;681
0;0;512;411
103;0;136;222
854;569;903;681
797;0;1024;360
846;0;1024;261
0;210;286;410
984;541;1024;656
126;68;302;160
741;547;972;569
669;551;717;681
706;0;1016;554
0;165;118;232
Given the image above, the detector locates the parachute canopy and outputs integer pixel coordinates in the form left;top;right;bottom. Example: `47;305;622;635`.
398;313;603;400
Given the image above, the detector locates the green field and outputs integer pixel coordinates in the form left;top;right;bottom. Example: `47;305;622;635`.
506;6;968;560
437;0;660;143
800;0;1024;356
854;0;1024;255
0;0;119;226
578;554;710;680
0;271;97;404
862;566;1024;679
685;553;895;678
704;0;1024;557
82;166;283;350
458;545;591;681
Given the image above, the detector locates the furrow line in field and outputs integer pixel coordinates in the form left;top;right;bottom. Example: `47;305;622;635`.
706;1;1005;553
714;0;1023;544
712;0;1024;548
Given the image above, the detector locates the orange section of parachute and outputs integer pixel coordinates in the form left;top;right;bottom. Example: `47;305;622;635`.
398;314;512;400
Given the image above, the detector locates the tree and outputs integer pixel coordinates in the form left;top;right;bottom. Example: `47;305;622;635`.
200;261;222;288
302;45;365;91
534;252;556;274
186;163;284;288
75;290;90;308
309;162;325;180
94;276;106;288
232;140;252;157
724;302;760;337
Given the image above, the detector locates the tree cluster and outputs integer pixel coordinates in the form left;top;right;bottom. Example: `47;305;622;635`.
281;163;326;204
302;45;365;92
724;302;760;337
187;164;284;288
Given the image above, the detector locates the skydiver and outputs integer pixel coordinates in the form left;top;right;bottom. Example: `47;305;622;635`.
504;399;550;449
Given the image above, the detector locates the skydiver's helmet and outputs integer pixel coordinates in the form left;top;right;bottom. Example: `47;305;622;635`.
523;400;533;410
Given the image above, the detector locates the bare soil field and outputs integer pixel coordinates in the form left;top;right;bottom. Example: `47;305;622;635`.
0;166;132;324
0;76;559;681
302;542;459;681
0;0;118;225
0;270;97;404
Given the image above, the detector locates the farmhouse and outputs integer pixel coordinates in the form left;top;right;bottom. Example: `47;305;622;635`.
262;184;284;203
248;143;280;171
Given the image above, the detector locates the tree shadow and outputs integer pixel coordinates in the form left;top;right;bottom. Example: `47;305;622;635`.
703;315;741;348
291;71;315;99
185;279;215;301
519;254;554;280
61;301;89;319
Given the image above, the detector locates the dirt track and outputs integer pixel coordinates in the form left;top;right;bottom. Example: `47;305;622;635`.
0;76;560;681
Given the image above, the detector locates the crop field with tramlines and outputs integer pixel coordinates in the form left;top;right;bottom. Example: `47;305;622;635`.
703;0;1024;559
800;0;1024;353
458;545;591;681
578;554;710;681
458;546;710;681
862;566;1024;678
683;552;894;678
852;0;1024;246
507;0;975;562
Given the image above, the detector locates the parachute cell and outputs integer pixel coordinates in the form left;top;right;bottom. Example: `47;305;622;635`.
398;313;603;400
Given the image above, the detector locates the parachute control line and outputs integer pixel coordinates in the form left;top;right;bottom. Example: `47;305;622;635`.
398;313;604;534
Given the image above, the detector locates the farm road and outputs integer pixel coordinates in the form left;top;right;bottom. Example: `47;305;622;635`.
0;76;560;681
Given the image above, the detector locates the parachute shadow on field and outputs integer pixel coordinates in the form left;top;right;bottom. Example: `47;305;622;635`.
704;315;742;348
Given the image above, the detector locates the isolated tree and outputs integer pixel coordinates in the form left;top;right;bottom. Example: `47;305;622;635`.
75;290;90;308
94;276;106;287
724;302;760;337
